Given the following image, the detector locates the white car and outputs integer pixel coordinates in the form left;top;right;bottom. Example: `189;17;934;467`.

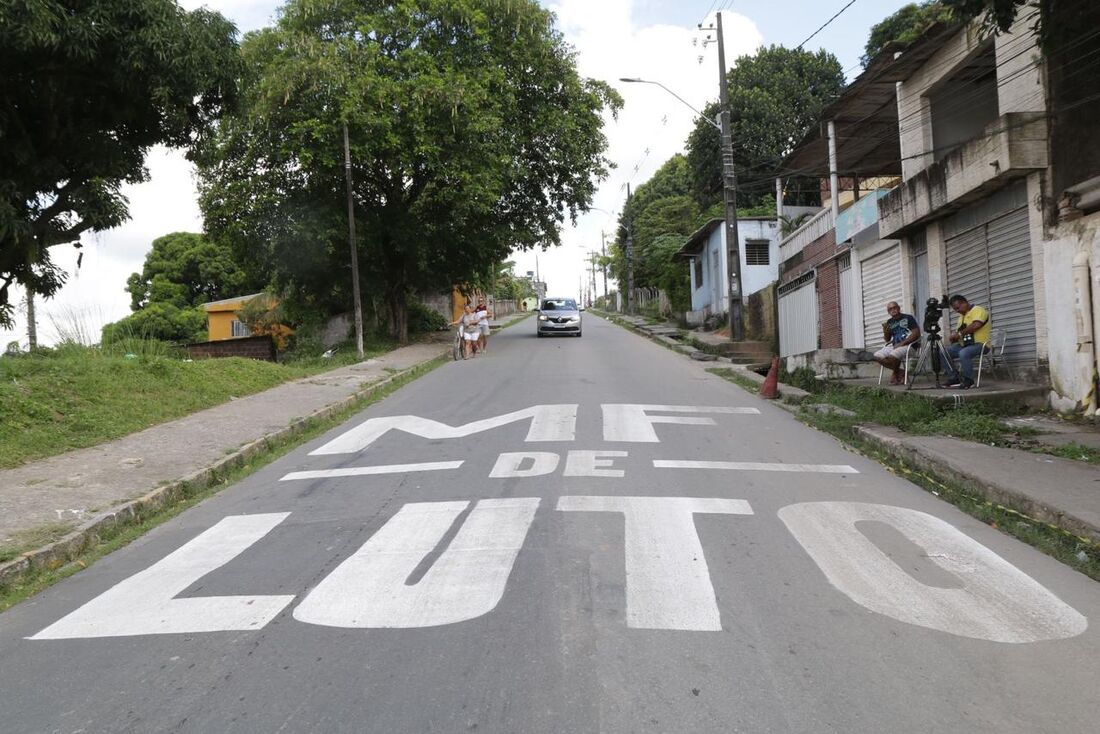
536;297;583;337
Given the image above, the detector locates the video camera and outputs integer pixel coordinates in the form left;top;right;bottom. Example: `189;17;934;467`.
923;296;950;336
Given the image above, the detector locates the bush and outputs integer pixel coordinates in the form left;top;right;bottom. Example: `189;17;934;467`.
408;301;447;333
101;303;206;344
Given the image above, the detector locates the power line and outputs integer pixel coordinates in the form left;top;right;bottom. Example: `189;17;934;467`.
797;0;858;50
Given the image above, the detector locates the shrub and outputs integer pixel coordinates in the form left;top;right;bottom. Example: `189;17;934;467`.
408;301;447;333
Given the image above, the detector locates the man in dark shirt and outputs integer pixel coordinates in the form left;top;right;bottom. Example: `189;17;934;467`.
872;301;921;385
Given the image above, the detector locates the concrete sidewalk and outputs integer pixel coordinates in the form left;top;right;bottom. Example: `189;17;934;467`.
0;313;531;585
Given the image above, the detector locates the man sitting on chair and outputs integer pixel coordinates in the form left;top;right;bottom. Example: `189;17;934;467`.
873;302;921;385
945;294;991;389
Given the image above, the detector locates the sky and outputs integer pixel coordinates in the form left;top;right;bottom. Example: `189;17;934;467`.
3;0;913;347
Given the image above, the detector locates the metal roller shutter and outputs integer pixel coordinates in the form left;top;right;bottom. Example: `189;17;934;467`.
945;206;1036;366
860;245;903;347
986;207;1036;364
838;254;863;348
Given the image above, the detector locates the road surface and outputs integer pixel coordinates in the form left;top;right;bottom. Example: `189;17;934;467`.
2;314;1098;733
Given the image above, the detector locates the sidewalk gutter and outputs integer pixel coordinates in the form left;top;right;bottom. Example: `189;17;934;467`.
855;424;1100;545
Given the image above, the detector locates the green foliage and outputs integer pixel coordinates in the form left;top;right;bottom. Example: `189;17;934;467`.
100;303;207;345
863;2;957;66
685;46;844;210
195;0;621;343
0;0;240;327
407;301;448;334
125;232;254;311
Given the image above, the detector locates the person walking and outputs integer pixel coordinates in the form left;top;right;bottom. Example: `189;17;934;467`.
449;304;482;359
475;297;493;354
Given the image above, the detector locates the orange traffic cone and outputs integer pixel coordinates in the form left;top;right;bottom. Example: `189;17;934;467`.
759;356;780;399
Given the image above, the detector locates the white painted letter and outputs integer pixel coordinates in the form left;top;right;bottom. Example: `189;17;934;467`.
311;404;577;455
490;452;560;478
294;498;538;628
778;502;1088;643
32;514;295;640
602;404;759;443
564;450;627;478
556;496;752;630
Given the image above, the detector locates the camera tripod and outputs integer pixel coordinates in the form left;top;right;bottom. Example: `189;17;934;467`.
906;333;957;390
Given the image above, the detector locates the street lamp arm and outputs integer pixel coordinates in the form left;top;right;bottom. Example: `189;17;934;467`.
618;77;721;132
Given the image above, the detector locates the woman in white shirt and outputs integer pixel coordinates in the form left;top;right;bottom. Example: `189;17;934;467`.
450;304;482;358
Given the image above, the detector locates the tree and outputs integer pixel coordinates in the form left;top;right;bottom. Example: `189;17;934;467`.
125;232;255;311
196;0;620;343
102;232;255;343
863;2;955;66
684;46;844;210
0;0;241;328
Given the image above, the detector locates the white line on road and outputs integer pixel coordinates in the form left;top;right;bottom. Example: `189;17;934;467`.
653;460;858;474
280;461;464;481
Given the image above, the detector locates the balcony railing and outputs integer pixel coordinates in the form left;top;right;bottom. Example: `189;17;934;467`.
778;207;833;263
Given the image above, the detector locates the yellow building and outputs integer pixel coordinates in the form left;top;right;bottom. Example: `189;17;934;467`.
201;293;264;341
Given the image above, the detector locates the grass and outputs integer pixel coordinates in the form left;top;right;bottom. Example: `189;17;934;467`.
0;335;396;469
1035;442;1100;465
0;355;446;610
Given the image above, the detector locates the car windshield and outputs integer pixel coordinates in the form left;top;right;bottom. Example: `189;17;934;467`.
541;299;577;311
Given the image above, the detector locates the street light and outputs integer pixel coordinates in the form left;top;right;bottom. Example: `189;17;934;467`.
618;78;720;132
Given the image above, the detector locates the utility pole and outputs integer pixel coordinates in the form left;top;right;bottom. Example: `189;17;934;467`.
600;232;609;298
342;122;365;359
25;287;37;350
626;184;635;313
715;11;744;341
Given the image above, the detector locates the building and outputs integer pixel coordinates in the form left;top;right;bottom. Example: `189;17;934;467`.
201;293;264;341
773;7;1100;403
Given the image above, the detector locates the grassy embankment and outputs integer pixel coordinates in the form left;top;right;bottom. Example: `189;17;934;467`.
0;337;395;469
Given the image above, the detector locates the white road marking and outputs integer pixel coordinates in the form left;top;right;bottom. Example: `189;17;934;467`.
602;404;759;443
564;450;628;478
654;460;858;474
293;498;539;628
778;501;1088;643
557;496;753;631
489;452;560;478
31;514;294;640
280;461;463;481
311;405;577;455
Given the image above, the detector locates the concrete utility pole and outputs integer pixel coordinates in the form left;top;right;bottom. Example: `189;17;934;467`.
25;287;37;350
715;11;745;341
600;232;609;297
626;184;635;313
342;122;365;359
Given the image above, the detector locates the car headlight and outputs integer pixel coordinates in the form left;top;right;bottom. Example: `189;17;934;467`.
567;315;580;322
538;314;549;321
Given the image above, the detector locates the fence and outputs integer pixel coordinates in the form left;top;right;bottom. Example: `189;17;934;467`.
601;288;672;317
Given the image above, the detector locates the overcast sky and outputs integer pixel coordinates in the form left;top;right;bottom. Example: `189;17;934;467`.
3;0;912;347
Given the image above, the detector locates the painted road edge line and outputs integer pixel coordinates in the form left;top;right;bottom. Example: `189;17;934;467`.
280;461;464;481
653;460;858;474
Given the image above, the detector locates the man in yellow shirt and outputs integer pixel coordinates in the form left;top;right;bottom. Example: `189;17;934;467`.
945;294;991;389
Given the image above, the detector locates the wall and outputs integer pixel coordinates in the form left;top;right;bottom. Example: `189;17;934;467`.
816;258;842;349
897;14;1044;181
744;282;778;349
187;335;276;362
206;310;240;341
1044;211;1100;412
739;218;780;296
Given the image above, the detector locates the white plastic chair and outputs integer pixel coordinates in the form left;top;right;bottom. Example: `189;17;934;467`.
877;341;916;385
975;328;1007;387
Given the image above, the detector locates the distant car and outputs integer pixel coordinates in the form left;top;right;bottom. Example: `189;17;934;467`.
536;297;583;337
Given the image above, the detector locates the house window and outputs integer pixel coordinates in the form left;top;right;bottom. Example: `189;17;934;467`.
928;43;998;162
745;240;770;266
231;319;251;338
693;257;703;288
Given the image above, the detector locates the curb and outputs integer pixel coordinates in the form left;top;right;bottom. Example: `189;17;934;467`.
0;348;448;590
854;424;1100;545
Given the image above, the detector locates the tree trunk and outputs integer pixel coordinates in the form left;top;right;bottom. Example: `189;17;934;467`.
26;287;37;350
388;287;408;344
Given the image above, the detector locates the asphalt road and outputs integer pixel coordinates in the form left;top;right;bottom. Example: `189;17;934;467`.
2;314;1099;733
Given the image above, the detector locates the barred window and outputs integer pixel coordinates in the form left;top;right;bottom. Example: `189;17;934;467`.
745;240;770;266
231;319;251;338
693;257;703;287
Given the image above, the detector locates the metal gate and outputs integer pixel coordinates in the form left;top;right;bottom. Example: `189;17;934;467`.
945;203;1036;365
778;273;817;357
860;245;903;348
838;253;863;348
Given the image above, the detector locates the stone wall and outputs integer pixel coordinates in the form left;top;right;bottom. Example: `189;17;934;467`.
186;336;277;362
